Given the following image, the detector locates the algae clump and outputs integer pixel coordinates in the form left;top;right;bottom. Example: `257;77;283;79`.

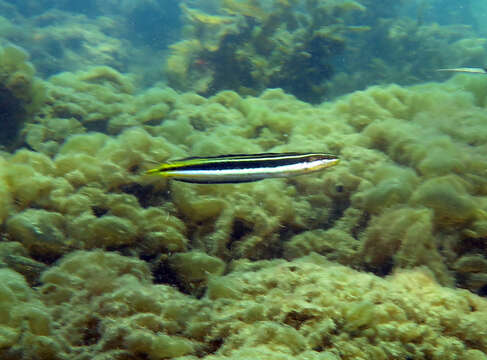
0;45;44;148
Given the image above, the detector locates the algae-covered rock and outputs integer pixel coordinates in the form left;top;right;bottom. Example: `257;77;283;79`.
0;156;12;225
0;251;47;286
3;57;487;301
0;268;56;360
6;76;487;293
411;175;477;226
168;251;226;295
0;45;44;148
24;67;184;155
203;254;487;359
38;250;204;359
0;127;190;266
6;209;67;260
283;228;359;264
6;250;487;360
360;207;452;284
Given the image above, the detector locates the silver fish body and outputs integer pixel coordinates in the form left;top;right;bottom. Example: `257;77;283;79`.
437;67;487;74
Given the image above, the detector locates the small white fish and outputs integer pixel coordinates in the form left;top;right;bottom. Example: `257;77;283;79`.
437;67;487;74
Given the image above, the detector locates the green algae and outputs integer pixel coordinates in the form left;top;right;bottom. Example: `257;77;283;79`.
0;45;44;148
165;0;365;102
0;18;486;358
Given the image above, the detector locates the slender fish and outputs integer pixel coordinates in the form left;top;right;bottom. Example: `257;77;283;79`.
437;67;487;74
146;152;339;184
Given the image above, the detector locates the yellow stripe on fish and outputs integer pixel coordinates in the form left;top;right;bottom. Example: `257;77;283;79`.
146;152;339;184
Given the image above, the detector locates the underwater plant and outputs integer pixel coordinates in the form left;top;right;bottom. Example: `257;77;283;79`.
166;0;368;102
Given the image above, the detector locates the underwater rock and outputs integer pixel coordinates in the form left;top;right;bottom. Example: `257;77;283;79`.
6;209;67;261
4;67;487;294
23;67;185;154
0;241;48;285
6;250;487;359
1;127;189;261
0;157;12;225
411;175;477;227
39;250;203;359
454;254;487;295
0;267;56;360
168;251;225;295
0;45;44;148
204;254;487;359
455;254;487;274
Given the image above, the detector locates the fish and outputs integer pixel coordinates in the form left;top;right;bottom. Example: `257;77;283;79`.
437;67;487;74
145;152;339;184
